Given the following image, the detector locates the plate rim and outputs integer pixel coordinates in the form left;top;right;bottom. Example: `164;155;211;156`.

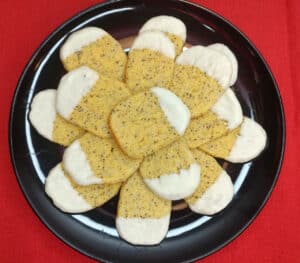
9;0;286;262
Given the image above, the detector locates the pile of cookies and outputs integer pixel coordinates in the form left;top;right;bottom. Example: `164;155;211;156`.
29;16;267;245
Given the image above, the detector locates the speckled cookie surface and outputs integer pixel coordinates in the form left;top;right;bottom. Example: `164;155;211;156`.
139;15;186;56
117;173;171;218
169;64;224;117
199;118;267;163
45;163;121;213
184;111;229;149
52;114;85;146
184;88;243;148
78;133;141;184
199;126;240;158
68;76;130;138
63;166;121;207
62;35;127;81
185;149;223;205
110;90;179;159
116;172;171;245
126;49;174;93
139;140;194;179
139;139;200;201
29;89;85;146
185;149;234;215
165;32;184;56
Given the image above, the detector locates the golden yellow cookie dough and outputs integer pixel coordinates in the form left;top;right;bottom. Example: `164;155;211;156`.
198;126;241;158
139;140;194;179
169;64;224;118
165;32;184;56
126;49;174;94
52;114;85;146
78;133;141;184
184;111;229;149
110;90;179;159
69;76;130;138
185;149;223;205
117;173;171;218
62;35;127;81
60;165;122;207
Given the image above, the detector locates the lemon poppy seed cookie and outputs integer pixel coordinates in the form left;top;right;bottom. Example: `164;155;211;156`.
110;87;191;159
56;66;130;138
185;150;233;215
185;89;243;148
60;27;126;81
139;15;187;55
63;133;141;186
208;43;238;86
176;45;232;87
199;117;267;163
169;45;232;117
45;164;121;213
29;89;85;146
126;31;175;93
116;173;171;245
140;140;200;200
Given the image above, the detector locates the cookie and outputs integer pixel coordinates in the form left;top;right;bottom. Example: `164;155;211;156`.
208;43;238;86
140;140;200;200
60;27;126;81
56;66;130;138
45;163;121;213
169;45;232;117
110;87;190;159
184;88;243;148
29;89;85;146
63;133;141;185
185;149;234;215
116;173;171;245
126;31;175;93
139;15;187;55
199;117;267;163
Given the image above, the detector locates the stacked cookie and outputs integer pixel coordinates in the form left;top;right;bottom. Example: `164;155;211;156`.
29;16;267;246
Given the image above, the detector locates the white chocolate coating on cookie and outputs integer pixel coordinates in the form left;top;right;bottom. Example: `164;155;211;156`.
63;140;102;185
140;15;187;41
151;87;191;135
56;66;99;119
189;171;233;215
176;45;232;88
116;215;170;245
131;31;176;59
60;27;108;60
45;164;92;213
29;89;57;140
211;88;243;130
228;117;267;163
144;163;201;200
208;43;238;85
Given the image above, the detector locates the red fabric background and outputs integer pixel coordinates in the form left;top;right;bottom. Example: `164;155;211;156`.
0;0;299;262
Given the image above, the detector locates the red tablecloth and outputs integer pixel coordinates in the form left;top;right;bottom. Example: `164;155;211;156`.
0;0;299;262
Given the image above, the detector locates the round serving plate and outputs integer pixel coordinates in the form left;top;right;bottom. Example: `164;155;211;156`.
9;0;285;262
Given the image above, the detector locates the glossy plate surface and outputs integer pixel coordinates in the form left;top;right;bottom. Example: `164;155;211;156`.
9;0;285;262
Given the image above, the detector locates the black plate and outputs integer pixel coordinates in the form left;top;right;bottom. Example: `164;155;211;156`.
9;0;285;262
